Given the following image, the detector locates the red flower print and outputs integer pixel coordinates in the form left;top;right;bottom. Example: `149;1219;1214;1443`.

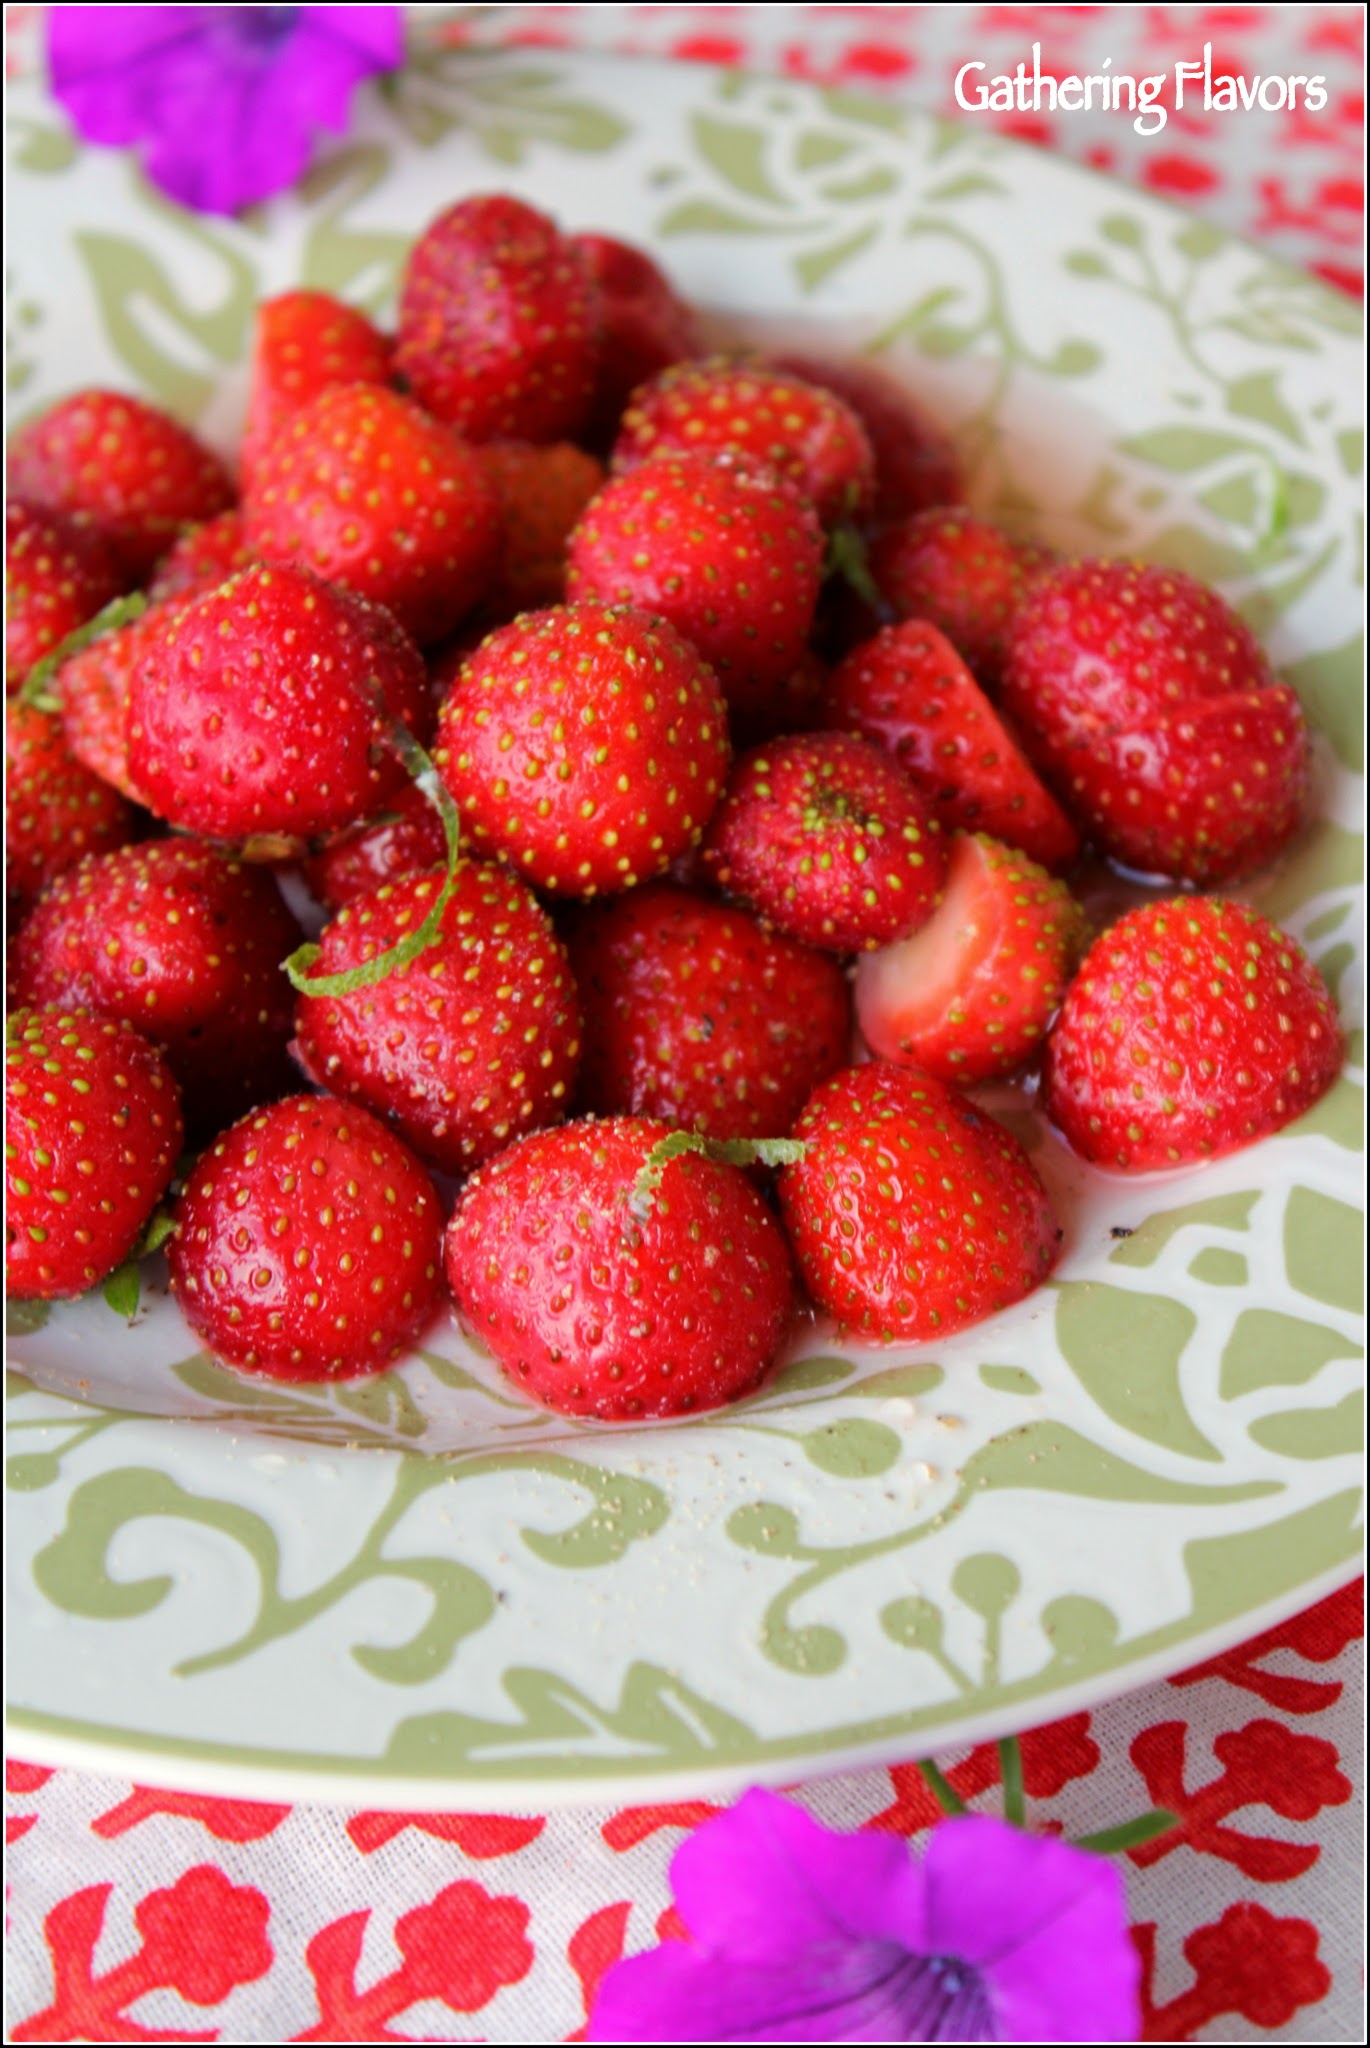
5;1761;53;1794
93;1786;290;1842
345;1808;544;1856
293;1881;534;2040
567;1902;633;2040
1171;1577;1362;1713
602;1800;724;1850
1128;1719;1350;1878
1135;1905;1332;2040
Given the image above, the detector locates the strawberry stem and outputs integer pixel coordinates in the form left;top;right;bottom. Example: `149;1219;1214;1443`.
629;1130;807;1219
98;1208;178;1321
18;591;149;712
283;728;463;997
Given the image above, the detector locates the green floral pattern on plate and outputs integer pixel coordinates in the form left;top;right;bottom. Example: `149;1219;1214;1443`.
5;49;1362;1803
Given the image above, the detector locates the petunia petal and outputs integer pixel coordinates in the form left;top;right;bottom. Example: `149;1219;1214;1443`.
670;1790;930;1962
922;1817;1141;2042
300;6;404;68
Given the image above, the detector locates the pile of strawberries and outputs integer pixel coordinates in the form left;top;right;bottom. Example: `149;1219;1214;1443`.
5;192;1345;1420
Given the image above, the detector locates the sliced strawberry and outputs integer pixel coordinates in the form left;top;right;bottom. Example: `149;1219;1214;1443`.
7;389;234;583
613;357;875;527
567;883;851;1140
240;289;391;485
6;1006;183;1300
825;620;1080;872
866;508;1055;686
8;837;301;1131
701;731;946;954
854;833;1084;1083
572;233;702;445
444;1116;795;1418
476;439;605;619
6;499;122;693
147;510;252;604
395;195;601;443
1043;898;1343;1170
566;451;824;720
168;1095;444;1381
5;700;141;912
293;862;582;1175
770;354;964;526
302;783;449;912
435;602;730;898
778;1062;1061;1342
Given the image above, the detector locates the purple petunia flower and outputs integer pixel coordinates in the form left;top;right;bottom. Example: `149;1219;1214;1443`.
588;1790;1140;2042
47;6;403;216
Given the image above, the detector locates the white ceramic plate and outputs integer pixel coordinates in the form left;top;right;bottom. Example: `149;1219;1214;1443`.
6;46;1363;1809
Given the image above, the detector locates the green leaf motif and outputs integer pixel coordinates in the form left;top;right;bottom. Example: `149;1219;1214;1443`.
848;1363;945;1401
658;198;811;237
76;214;256;423
1226;370;1306;446
979;1366;1041;1396
1119;426;1259;473
1280;636;1363;774
794;223;880;293
1279;1072;1363;1153
965;1421;1276;1504
1110;1192;1260;1268
1248;1391;1363;1461
923;172;1006;203
1220;1310;1362;1400
9;119;79;173
1174;220;1225;260
519;1461;669;1568
1184;1488;1362;1632
690;113;792;207
726;1501;807;1560
297;144;411;310
1256;819;1362;923
818;88;907;134
799;1418;901;1478
795;131;856;172
1054;1284;1219;1461
6;1300;51;1338
1283;1188;1364;1313
1187;1249;1249;1288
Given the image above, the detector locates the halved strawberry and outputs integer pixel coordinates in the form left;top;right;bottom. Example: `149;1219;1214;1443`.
6;499;122;693
7;389;234;583
701;732;946;954
5;699;141;912
168;1095;444;1381
825;620;1080;872
567;883;850;1140
866;508;1055;686
6;1006;183;1300
240;288;391;485
854;833;1084;1083
293;862;582;1175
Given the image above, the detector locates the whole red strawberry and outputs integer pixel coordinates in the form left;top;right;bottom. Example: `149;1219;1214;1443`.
475;439;605;619
855;832;1084;1083
127;563;430;842
771;354;964;526
7;390;234;582
1043;898;1343;1170
614;357;874;527
243;384;499;646
701;732;946;953
147;510;252;604
240;289;391;485
1001;560;1310;883
436;602;730;897
293;862;582;1174
6;499;122;693
567;451;823;720
9;837;301;1129
395;195;601;443
568;884;851;1140
168;1095;444;1381
445;1116;795;1418
571;233;701;444
826;620;1080;872
865;508;1054;686
778;1062;1060;1341
303;783;449;912
5;700;140;912
6;1006;183;1300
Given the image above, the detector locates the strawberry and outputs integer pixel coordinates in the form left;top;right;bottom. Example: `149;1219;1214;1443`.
395;195;601;443
700;732;946;954
825;620;1080;872
7;389;234;583
242;384;499;647
475;439;605;619
240;289;391;486
302;782;449;912
865;508;1055;686
435;601;730;898
778;1061;1061;1342
566;451;824;721
6;499;122;693
1001;560;1310;883
1042;898;1343;1171
126;563;430;843
147;510;252;604
567;883;851;1140
293;862;582;1175
613;357;875;527
570;233;702;444
6;1006;183;1300
57;593;191;803
444;1116;795;1418
167;1094;444;1381
770;354;964;527
9;837;301;1130
854;832;1084;1083
5;700;140;912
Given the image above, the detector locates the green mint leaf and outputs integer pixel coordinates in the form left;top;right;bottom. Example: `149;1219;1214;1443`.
19;590;149;709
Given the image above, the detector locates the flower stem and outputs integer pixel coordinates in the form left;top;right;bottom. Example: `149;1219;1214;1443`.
997;1737;1025;1828
915;1758;968;1817
1074;1809;1179;1856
